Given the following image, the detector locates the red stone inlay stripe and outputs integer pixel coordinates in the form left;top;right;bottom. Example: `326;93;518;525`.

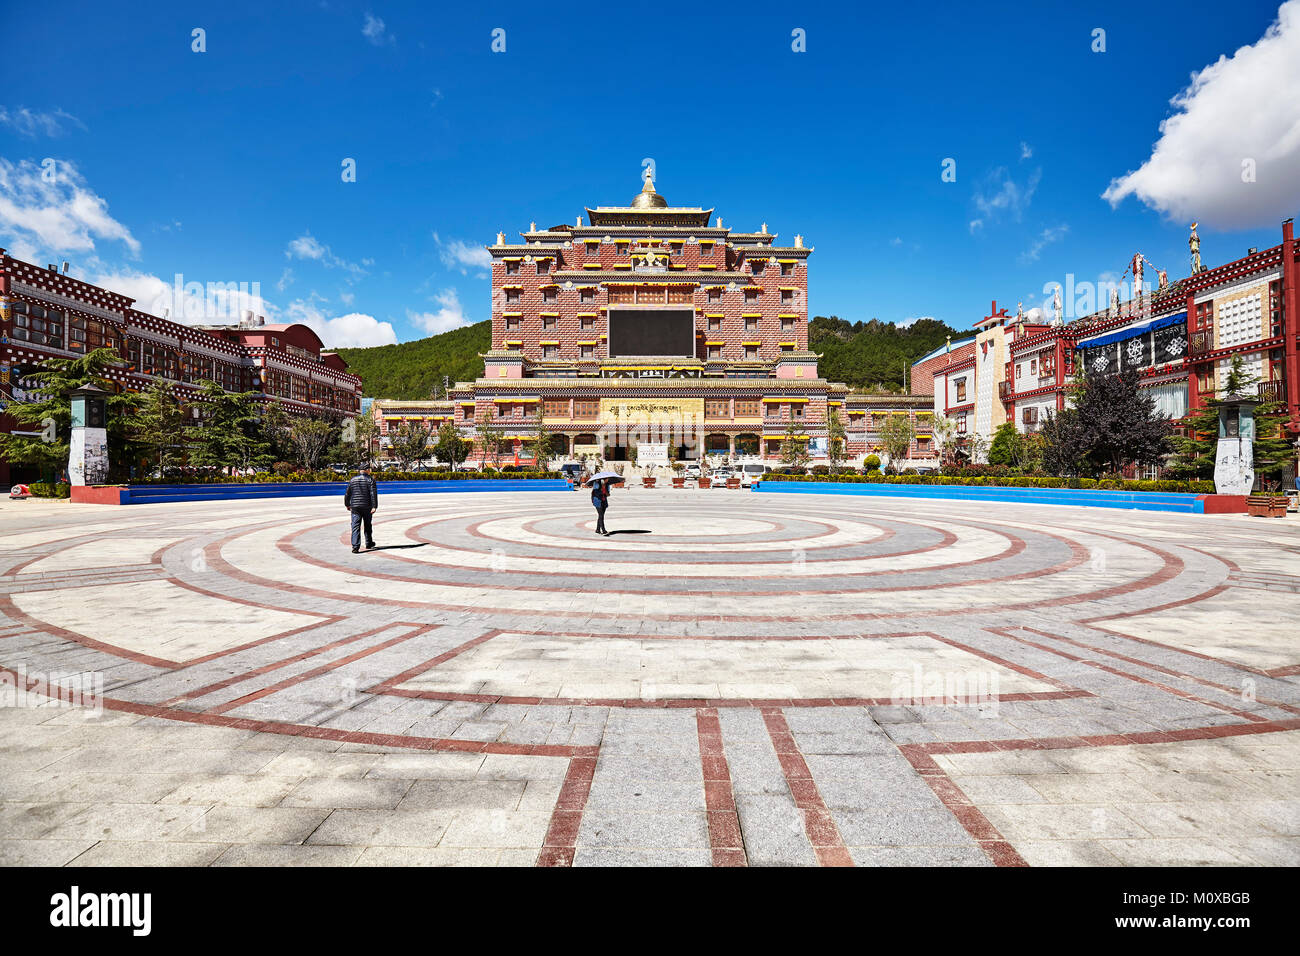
995;627;1277;722
697;708;746;867
0;665;599;758
368;628;1091;710
1082;584;1299;679
162;621;427;707
201;519;1181;622
760;707;852;867
203;624;430;717
897;743;1028;867
1020;625;1300;717
537;753;598;867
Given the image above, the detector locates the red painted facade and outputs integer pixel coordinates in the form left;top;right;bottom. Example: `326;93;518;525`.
0;251;363;486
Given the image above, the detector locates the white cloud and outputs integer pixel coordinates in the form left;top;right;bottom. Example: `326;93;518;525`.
1019;141;1033;160
408;288;473;336
284;232;368;279
339;290;355;306
430;88;444;108
1102;0;1300;229
1018;223;1070;264
91;268;273;325
0;157;139;262
969;219;984;234
889;237;903;247
275;267;294;293
0;107;85;138
285;297;397;348
896;316;933;328
973;166;1041;224
433;232;491;275
88;269;393;347
362;13;394;46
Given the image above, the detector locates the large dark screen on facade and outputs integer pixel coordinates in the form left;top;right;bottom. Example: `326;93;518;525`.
608;308;696;357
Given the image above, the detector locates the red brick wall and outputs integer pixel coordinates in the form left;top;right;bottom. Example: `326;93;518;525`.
911;342;976;396
491;234;809;364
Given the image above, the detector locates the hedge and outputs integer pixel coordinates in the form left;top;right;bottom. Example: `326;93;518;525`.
759;473;1217;494
131;469;555;485
29;481;72;498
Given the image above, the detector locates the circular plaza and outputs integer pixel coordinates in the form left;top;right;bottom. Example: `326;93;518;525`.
1;488;1297;867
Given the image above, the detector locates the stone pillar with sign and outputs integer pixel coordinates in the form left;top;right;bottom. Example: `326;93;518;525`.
68;384;110;486
1213;395;1259;496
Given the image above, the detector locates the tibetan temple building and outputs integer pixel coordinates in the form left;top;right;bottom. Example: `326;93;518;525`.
446;174;932;464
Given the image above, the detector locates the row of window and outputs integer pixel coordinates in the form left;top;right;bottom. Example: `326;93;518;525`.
503;256;799;277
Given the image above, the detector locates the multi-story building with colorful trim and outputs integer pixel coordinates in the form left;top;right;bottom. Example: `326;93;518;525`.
0;250;363;485
915;218;1299;481
452;174;927;466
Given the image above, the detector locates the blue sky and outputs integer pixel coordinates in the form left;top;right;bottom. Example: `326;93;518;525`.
3;0;1298;347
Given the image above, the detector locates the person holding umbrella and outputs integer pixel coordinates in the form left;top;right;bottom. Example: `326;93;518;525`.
586;470;624;535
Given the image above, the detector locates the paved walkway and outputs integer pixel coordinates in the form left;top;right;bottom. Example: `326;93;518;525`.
1;489;1297;866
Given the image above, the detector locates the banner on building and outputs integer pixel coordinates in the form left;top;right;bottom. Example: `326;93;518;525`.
599;398;703;425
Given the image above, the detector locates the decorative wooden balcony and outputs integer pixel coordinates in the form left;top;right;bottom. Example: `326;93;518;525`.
1257;380;1285;404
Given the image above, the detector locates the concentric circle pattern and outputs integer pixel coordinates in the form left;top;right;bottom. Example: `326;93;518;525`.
2;489;1298;867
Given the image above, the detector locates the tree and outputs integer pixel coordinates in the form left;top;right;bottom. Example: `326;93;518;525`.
932;414;958;465
1071;368;1172;476
387;419;434;470
1020;430;1048;474
879;412;915;472
474;413;508;467
0;348;141;480
826;407;847;474
1168;355;1293;483
188;380;266;474
987;422;1024;467
433;421;472;471
779;421;810;468
1040;408;1088;477
525;415;553;469
354;413;381;469
134;380;188;477
258;400;294;464
287;416;338;471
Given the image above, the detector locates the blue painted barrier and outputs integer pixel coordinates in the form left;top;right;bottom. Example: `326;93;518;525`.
750;481;1219;514
119;479;571;505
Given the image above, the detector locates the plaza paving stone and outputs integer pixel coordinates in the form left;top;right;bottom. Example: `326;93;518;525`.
0;488;1297;867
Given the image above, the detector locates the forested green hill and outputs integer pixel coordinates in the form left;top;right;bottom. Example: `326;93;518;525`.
336;315;961;398
334;321;491;398
809;316;962;392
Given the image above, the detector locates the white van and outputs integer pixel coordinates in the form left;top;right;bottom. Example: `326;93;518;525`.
740;463;769;487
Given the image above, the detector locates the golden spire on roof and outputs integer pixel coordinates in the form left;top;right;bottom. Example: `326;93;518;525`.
630;171;668;209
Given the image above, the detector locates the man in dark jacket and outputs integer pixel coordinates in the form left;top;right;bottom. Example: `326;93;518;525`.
344;465;378;553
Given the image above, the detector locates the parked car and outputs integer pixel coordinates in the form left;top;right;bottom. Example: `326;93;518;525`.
740;463;769;487
710;466;734;486
684;463;702;479
559;463;584;481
